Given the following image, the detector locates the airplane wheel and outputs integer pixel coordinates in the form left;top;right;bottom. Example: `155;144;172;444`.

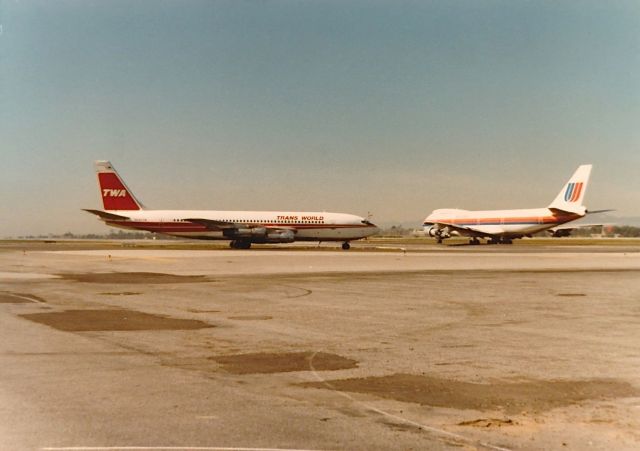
436;237;443;244
230;240;251;249
342;242;351;250
500;238;513;245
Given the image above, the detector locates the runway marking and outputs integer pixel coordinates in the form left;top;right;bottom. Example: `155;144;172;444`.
42;447;329;451
7;293;45;303
308;351;512;451
278;284;313;299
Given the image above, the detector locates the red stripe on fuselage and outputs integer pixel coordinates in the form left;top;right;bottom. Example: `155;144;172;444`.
105;221;208;232
104;220;371;233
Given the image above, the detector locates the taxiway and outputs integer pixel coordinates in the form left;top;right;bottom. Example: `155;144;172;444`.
1;241;639;450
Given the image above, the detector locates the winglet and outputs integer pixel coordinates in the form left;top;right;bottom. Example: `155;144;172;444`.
95;161;145;211
548;164;592;215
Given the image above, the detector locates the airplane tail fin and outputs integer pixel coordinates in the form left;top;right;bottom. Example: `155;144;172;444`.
547;164;592;215
95;161;144;211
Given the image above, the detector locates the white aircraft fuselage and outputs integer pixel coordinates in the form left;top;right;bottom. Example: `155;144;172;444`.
424;207;581;239
85;161;378;249
102;209;377;242
423;164;593;244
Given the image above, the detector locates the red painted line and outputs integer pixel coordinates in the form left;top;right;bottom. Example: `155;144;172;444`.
105;220;372;234
571;183;583;202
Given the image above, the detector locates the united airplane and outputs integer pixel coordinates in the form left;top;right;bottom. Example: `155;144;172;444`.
84;161;379;249
423;164;604;244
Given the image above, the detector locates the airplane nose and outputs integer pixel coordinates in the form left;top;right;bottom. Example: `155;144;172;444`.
361;219;380;236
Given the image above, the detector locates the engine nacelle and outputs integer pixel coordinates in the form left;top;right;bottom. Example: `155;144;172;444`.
264;229;295;243
224;227;267;239
424;225;450;239
223;227;295;243
548;228;572;238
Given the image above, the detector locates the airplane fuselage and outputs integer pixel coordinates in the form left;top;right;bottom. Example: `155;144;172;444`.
422;164;593;244
102;209;378;242
87;161;379;249
424;207;582;238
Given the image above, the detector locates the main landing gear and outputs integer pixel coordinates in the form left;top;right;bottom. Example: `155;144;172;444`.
469;238;481;245
342;242;351;250
488;237;513;245
230;240;251;249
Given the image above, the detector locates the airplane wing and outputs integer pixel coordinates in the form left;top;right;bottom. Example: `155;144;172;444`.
184;218;297;234
183;218;238;230
547;223;605;238
432;221;494;238
82;209;131;221
547;209;614;237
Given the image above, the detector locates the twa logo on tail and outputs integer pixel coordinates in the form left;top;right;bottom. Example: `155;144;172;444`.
102;189;127;198
95;161;144;211
564;182;583;202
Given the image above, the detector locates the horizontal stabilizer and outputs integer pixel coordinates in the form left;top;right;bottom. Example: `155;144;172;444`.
586;209;615;215
83;209;131;221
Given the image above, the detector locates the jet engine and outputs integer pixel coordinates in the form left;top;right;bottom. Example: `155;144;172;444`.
264;229;295;243
548;228;573;238
425;226;438;237
224;227;268;239
425;225;450;239
224;227;295;243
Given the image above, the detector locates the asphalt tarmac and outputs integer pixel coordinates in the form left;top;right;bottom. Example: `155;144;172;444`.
1;241;639;450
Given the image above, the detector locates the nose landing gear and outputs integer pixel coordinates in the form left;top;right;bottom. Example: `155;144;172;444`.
341;242;351;250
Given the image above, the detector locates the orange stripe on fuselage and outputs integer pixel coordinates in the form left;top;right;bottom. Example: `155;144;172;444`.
432;214;580;226
571;183;583;202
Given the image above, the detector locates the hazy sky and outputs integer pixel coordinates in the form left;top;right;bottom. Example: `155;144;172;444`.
1;0;639;236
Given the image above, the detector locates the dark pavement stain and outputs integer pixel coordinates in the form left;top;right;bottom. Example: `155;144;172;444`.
0;292;43;303
300;373;639;414
211;351;358;374
60;272;210;284
20;309;213;331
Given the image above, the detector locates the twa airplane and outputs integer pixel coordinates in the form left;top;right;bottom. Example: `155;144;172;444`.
84;161;379;249
423;164;605;244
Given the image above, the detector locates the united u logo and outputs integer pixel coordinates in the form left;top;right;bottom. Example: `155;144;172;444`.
564;182;583;202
